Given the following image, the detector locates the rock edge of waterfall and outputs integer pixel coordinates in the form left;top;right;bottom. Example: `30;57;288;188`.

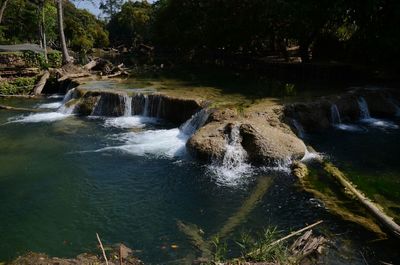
63;85;400;168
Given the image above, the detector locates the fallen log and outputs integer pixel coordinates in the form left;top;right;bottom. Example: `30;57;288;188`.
83;59;98;70
324;162;400;239
33;70;50;95
0;104;43;112
58;72;90;82
107;71;128;78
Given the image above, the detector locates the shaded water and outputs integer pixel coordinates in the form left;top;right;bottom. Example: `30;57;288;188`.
0;79;398;264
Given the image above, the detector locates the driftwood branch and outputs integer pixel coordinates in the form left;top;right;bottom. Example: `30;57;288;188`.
84;59;98;71
247;220;323;257
58;72;90;82
33;70;50;95
96;233;109;265
269;220;323;247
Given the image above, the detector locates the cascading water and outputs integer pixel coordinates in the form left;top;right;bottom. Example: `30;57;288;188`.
330;104;342;124
358;97;371;120
291;119;305;138
99;108;209;157
143;95;150;116
179;109;209;136
208;125;253;186
123;95;132;116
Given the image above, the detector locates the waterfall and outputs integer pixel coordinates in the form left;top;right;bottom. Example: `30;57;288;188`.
180;109;209;136
157;97;163;118
58;88;77;114
143;95;150;116
330;104;342;124
358;97;371;120
292;119;305;138
208;125;252;186
122;94;132;116
61;88;75;104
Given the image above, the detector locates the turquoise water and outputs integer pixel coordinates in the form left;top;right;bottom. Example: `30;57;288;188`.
0;93;398;264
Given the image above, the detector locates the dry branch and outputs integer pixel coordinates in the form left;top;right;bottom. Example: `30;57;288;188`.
96;233;109;265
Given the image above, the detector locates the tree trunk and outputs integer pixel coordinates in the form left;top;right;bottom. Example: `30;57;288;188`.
0;0;9;24
41;3;48;63
57;0;71;65
38;3;48;63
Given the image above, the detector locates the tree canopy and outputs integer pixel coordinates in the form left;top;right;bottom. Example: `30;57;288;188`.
1;0;399;67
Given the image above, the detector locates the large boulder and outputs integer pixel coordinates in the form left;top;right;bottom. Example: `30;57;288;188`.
240;123;305;165
187;118;306;166
186;122;227;161
284;101;331;132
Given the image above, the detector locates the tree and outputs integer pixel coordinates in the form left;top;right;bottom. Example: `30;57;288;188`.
0;0;9;24
56;0;72;64
99;0;123;20
107;1;152;47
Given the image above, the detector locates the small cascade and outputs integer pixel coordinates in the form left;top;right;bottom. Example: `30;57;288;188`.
157;97;163;118
209;125;252;185
61;88;75;104
291;119;305;138
91;97;104;116
143;95;150;116
330;104;342;124
122;94;132;116
358;97;371;120
58;88;77;114
179;109;209;136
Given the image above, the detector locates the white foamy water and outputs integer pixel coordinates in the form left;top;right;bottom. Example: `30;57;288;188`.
104;116;159;129
98;128;189;158
208;126;253;187
8;112;71;123
334;123;366;132
38;102;63;109
360;118;399;129
48;94;64;99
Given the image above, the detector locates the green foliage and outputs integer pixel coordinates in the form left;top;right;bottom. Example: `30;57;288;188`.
64;1;109;52
108;1;153;47
236;228;289;263
47;51;62;68
0;77;37;95
211;236;227;263
21;50;61;68
22;51;47;68
100;0;123;19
